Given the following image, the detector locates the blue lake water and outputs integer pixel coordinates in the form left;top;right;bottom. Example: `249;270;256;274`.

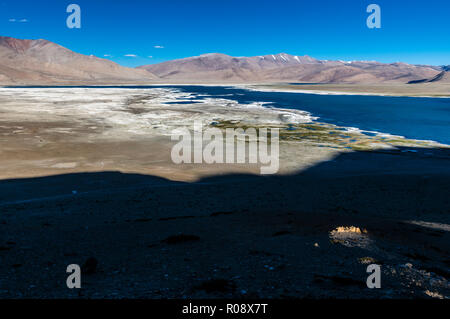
14;85;450;144
169;86;450;145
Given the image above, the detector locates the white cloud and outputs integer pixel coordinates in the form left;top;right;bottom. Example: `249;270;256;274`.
124;54;137;57
148;56;153;58
104;54;113;57
154;45;164;49
9;18;28;23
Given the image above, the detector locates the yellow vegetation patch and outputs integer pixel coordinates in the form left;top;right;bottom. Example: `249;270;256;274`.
359;257;378;265
425;290;444;299
332;226;367;234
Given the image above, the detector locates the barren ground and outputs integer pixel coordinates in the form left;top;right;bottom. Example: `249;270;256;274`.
0;87;449;298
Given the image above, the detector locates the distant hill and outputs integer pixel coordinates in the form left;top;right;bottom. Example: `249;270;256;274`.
408;71;450;84
0;36;444;85
0;36;157;85
137;53;440;84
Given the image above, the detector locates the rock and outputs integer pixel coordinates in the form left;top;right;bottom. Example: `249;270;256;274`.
82;257;98;274
162;234;200;245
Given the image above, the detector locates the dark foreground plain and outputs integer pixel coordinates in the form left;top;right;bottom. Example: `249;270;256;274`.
0;147;449;299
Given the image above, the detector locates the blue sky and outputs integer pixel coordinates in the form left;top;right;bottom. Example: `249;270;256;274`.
1;0;449;67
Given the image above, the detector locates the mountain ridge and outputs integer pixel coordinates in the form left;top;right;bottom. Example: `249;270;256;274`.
137;52;444;84
0;36;447;85
0;36;157;85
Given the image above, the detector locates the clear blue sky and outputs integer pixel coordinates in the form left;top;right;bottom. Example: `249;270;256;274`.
1;0;449;67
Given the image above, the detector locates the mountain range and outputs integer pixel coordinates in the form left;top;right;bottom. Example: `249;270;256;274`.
138;52;446;84
0;36;156;85
0;36;448;85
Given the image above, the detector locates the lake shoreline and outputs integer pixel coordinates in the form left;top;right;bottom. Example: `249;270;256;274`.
3;82;450;98
241;83;450;98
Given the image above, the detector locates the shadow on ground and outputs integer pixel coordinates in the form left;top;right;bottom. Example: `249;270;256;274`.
0;147;449;298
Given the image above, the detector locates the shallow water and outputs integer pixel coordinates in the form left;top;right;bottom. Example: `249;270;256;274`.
9;85;450;144
172;86;450;144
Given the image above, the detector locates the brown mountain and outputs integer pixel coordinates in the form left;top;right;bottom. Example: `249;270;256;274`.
0;37;443;85
138;53;441;84
407;71;450;84
0;36;157;85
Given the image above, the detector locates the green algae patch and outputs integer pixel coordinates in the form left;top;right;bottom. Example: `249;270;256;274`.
210;120;449;151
